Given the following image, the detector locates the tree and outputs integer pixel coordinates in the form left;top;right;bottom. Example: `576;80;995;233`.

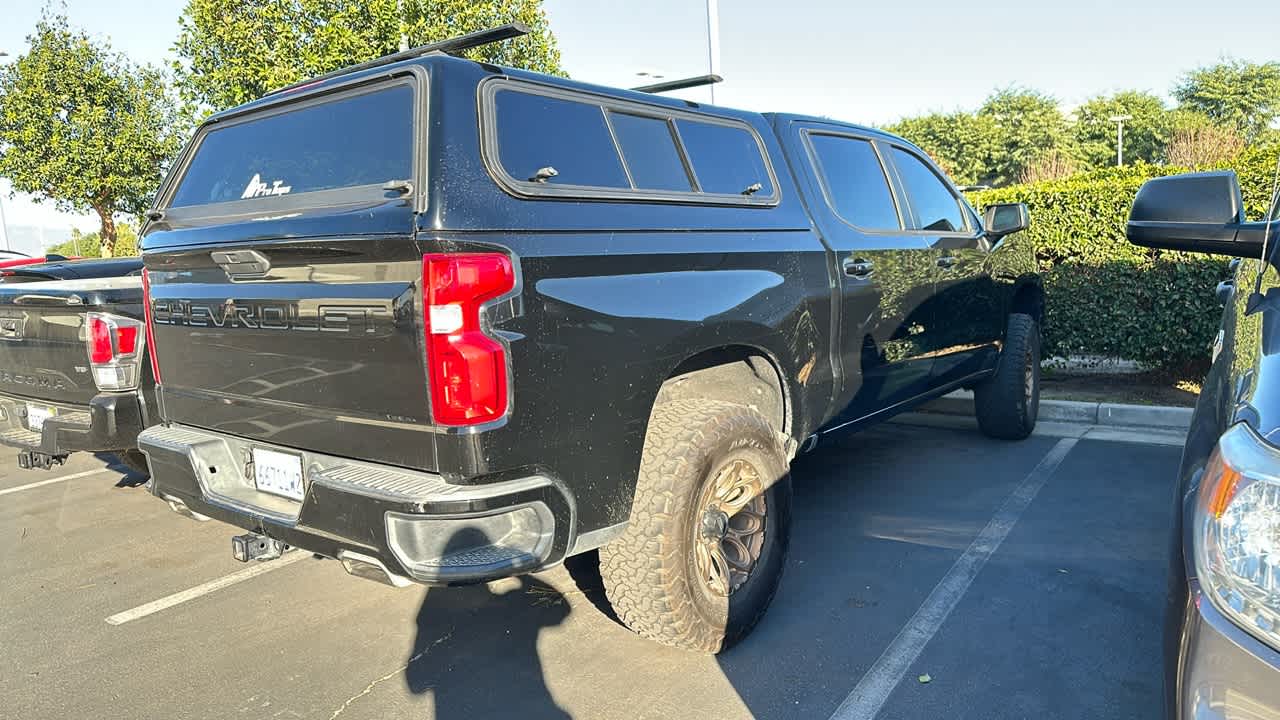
978;88;1073;186
1164;117;1245;170
1073;91;1172;168
886;111;998;186
1174;59;1280;140
1018;149;1078;184
48;224;140;258
0;13;182;257
173;0;564;112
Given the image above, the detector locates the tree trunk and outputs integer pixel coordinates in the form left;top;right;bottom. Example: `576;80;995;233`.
94;206;117;258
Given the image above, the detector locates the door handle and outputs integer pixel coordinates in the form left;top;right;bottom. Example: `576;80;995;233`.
843;258;874;278
937;256;958;269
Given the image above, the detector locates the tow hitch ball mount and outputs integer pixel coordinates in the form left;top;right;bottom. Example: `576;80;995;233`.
231;532;291;563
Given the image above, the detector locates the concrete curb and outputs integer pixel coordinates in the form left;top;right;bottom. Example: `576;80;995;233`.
921;390;1193;430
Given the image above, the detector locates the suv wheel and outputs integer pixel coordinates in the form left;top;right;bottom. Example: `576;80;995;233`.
974;312;1040;440
600;399;791;653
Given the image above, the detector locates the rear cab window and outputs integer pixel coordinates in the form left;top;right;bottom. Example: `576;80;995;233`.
164;79;419;215
482;80;778;205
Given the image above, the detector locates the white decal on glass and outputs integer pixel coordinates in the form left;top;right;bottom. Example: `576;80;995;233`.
241;173;293;199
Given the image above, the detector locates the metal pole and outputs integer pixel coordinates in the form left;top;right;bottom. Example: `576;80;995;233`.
397;0;409;52
1109;114;1132;167
0;191;9;252
705;0;720;104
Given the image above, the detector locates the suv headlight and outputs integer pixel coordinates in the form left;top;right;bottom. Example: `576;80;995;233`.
1196;423;1280;651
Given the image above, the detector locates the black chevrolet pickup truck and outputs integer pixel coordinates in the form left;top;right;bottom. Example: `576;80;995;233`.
0;257;153;474
137;27;1042;652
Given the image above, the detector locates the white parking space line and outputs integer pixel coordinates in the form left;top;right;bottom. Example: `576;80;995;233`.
829;437;1078;720
105;551;311;626
0;468;114;496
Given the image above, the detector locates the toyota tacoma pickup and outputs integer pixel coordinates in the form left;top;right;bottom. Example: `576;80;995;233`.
137;26;1042;652
0;257;153;474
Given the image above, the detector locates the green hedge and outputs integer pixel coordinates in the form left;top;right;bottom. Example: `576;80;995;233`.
969;144;1279;372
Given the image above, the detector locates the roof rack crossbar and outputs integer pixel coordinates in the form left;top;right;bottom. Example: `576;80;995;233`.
266;22;531;97
631;74;724;94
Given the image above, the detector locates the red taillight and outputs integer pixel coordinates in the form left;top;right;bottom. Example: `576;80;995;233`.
88;316;114;364
141;270;161;383
116;325;139;355
422;253;515;426
85;312;146;391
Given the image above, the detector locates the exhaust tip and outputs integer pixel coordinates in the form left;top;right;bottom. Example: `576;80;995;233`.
339;550;414;588
162;494;211;522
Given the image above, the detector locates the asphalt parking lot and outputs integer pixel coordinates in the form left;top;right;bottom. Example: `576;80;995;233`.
0;419;1180;720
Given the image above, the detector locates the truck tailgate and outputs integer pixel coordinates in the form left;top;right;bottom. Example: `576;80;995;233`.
0;277;143;405
145;233;437;471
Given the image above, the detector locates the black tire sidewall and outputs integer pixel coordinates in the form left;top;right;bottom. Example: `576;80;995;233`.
1025;325;1041;426
975;313;1041;440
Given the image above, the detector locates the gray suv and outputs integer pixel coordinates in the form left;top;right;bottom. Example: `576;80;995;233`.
1127;169;1280;718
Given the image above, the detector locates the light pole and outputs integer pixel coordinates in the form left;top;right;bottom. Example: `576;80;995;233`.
0;184;8;253
705;0;720;104
1109;114;1133;167
397;0;408;51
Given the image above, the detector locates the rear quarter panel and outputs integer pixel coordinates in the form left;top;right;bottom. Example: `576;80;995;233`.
424;63;836;533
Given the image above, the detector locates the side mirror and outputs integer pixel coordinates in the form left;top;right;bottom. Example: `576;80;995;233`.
983;203;1029;238
1127;171;1267;258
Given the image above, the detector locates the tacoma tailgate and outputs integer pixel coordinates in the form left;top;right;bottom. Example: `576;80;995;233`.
0;277;142;405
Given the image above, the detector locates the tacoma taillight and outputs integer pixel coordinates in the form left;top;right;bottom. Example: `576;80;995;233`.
422;253;515;426
85;312;146;391
141;270;161;384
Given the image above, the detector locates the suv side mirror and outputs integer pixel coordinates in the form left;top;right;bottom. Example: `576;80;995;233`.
984;203;1029;238
1127;171;1268;258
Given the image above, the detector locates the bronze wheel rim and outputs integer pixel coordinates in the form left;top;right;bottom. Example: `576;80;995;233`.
694;458;767;598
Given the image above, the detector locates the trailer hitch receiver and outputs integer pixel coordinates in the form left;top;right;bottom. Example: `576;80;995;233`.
17;451;66;470
231;532;290;562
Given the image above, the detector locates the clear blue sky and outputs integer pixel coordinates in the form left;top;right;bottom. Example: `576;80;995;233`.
2;0;1279;246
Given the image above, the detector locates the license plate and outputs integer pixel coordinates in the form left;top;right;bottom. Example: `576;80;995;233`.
26;404;55;432
252;448;305;501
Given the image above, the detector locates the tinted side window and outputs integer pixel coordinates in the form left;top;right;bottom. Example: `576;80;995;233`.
890;147;966;232
807;134;900;230
170;84;415;208
608;112;693;191
675;119;773;196
493;90;628;188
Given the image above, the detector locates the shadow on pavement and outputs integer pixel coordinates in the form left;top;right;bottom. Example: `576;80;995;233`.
92;451;148;487
562;549;622;626
406;530;572;719
390;425;1175;720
